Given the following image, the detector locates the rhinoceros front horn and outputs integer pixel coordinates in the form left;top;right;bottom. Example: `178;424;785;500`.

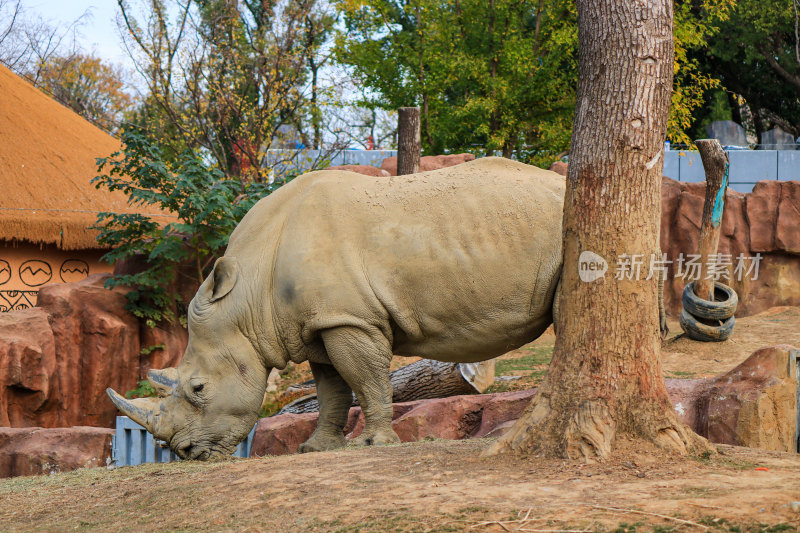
147;367;178;397
106;388;159;433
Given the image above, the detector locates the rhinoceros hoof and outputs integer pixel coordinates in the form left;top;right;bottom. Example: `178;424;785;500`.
347;429;401;447
297;432;346;453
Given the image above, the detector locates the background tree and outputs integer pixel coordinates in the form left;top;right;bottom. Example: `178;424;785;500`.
0;3;87;80
35;53;133;133
336;0;733;162
0;3;131;131
488;0;712;460
690;0;800;141
117;0;342;181
335;0;578;164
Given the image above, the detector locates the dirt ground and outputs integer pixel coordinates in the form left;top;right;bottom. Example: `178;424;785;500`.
1;439;798;532
2;307;799;532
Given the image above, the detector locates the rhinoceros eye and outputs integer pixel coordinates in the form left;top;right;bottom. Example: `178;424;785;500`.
192;383;205;393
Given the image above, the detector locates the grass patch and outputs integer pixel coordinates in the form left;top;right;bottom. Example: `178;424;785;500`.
666;370;697;378
495;345;553;374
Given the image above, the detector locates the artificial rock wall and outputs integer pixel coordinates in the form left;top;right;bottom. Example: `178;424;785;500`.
660;178;800;316
0;275;186;427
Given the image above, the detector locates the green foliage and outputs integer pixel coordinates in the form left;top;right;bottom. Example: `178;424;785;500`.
694;0;800;141
125;379;157;399
335;0;577;164
92;129;281;326
335;0;735;158
140;343;166;356
117;0;338;180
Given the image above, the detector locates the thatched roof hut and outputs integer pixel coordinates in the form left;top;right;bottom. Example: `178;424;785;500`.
0;63;161;250
0;65;168;311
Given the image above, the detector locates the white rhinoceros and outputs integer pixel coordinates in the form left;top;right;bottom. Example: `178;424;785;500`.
107;157;565;459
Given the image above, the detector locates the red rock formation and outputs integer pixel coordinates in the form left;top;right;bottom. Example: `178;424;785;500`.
0;309;57;426
323;165;390;177
380;153;476;176
0;274;186;428
251;346;797;456
548;161;568;176
665;344;797;452
250;390;532;457
660;178;800;316
0;426;112;477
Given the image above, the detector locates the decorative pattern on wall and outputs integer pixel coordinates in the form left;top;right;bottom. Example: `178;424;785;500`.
0;260;10;285
19;260;53;287
0;257;91;312
60;259;90;283
0;290;37;312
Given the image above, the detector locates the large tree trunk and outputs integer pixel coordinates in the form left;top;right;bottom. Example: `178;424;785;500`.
487;0;711;461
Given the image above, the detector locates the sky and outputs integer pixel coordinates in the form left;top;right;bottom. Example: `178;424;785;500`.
26;0;130;65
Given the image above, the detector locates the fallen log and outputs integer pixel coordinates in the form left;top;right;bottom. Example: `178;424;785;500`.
278;359;495;415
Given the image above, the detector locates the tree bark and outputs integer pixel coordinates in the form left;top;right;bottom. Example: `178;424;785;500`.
397;107;421;175
487;0;712;461
693;139;729;301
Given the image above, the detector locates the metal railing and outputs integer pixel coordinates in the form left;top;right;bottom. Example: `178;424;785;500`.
111;416;256;466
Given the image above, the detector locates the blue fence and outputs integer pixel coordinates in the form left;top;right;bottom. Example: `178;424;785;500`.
265;148;800;194
266;149;396;180
664;149;800;193
111;416;256;466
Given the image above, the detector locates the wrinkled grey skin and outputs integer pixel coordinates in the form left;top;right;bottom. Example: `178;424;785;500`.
108;157;566;459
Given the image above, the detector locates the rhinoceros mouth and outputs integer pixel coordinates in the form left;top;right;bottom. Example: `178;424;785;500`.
171;434;237;461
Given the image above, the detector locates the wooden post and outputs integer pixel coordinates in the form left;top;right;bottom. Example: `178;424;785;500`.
693;139;730;302
397;107;421;175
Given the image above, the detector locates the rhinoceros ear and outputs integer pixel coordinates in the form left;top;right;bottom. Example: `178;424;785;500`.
207;257;239;302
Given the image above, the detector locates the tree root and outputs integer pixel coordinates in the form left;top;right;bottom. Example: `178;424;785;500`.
564;401;615;461
485;392;715;461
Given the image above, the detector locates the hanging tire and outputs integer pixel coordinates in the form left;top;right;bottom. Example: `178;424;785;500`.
681;281;738;321
679;308;735;342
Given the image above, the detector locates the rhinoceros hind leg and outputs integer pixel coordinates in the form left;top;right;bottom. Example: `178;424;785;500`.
298;362;352;453
321;325;400;448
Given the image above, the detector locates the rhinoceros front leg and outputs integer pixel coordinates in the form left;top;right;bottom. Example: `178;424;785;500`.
297;362;352;453
321;326;401;447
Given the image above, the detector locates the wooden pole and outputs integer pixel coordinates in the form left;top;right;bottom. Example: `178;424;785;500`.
397;107;421;175
693;139;730;302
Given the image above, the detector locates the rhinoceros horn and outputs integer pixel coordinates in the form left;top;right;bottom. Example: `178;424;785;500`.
147;367;178;397
106;388;159;433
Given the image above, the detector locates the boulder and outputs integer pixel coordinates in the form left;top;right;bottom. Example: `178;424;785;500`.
323;165;390;177
380;153;475;176
0;309;57;426
250;346;798;455
548;161;568;176
0;274;186;428
250;390;532;456
0;426;112;477
660;177;800;317
666;344;798;453
249;412;318;456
